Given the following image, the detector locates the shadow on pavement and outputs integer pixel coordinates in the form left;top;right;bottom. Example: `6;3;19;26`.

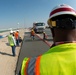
0;51;13;56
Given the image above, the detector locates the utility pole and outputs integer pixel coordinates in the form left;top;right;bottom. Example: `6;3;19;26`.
17;22;19;29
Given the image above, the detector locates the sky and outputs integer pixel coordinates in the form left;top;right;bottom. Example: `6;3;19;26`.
0;0;76;29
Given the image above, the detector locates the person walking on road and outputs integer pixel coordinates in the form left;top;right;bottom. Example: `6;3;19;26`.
30;29;35;40
19;4;76;75
43;31;48;40
8;31;16;56
43;31;46;40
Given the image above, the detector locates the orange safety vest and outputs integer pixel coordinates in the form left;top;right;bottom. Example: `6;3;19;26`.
15;32;19;39
31;31;35;36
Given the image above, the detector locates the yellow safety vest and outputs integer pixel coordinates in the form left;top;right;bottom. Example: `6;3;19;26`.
21;43;76;75
8;35;15;46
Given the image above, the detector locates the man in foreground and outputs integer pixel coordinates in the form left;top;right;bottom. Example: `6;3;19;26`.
20;4;76;75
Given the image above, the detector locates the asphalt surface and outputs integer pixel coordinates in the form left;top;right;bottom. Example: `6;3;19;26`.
15;32;50;75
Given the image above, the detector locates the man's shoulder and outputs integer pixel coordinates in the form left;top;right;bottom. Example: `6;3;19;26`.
8;34;12;37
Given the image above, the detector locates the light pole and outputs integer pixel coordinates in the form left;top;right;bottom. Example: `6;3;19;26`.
17;22;19;29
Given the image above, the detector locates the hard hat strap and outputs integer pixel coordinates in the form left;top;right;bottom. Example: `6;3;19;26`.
49;18;76;29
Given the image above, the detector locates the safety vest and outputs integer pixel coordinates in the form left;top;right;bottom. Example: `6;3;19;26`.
15;32;19;39
8;35;15;46
31;31;35;36
21;43;76;75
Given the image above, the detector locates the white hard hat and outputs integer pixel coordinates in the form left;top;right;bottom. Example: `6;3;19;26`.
49;4;76;20
47;4;76;28
10;30;13;33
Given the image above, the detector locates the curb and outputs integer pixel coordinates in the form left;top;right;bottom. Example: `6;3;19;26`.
15;36;25;75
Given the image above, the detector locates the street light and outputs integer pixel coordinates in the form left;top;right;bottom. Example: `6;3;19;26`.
17;22;19;29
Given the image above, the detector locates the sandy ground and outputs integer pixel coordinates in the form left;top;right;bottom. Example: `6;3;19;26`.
0;28;27;75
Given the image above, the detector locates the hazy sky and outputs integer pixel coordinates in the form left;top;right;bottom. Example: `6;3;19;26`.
0;0;76;29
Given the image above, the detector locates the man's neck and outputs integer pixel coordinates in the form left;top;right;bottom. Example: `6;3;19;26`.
54;41;76;45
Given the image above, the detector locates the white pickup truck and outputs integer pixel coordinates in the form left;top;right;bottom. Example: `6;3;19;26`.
33;22;45;33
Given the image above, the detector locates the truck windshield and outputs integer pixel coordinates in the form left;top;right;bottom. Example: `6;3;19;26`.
35;23;45;26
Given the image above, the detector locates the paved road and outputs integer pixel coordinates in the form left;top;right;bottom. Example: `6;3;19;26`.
15;31;50;75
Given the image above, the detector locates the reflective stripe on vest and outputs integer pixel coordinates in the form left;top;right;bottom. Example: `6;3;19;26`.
27;57;36;75
21;57;30;75
21;55;42;75
24;58;30;75
34;55;41;75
